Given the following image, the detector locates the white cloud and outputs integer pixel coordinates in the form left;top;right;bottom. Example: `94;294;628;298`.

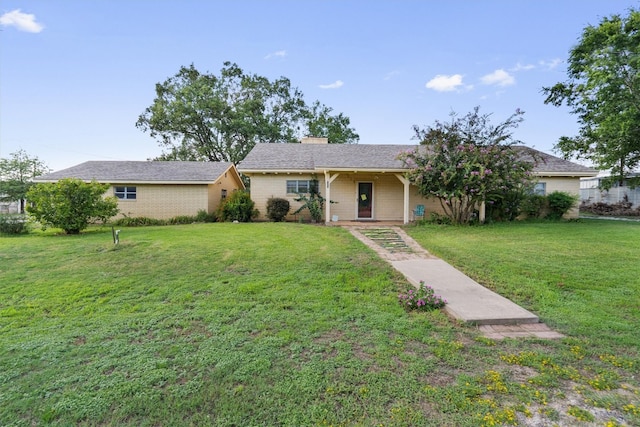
539;58;562;70
319;80;344;89
510;62;535;72
0;9;44;33
481;69;515;87
264;50;287;60
425;74;465;92
384;70;401;81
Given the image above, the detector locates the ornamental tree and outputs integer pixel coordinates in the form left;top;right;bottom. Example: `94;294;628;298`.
543;9;640;188
398;107;537;224
26;179;119;234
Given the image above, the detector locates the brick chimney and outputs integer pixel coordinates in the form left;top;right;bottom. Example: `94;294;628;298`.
300;136;329;144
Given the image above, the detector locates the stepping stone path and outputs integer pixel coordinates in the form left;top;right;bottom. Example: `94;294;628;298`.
358;228;413;253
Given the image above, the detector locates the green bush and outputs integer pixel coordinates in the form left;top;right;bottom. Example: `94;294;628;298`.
266;198;290;222
220;191;257;222
546;191;578;220
0;214;28;234
112;216;167;227
293;179;333;223
26;179;119;234
521;194;547;218
426;212;452;225
195;209;217;223
168;215;196;225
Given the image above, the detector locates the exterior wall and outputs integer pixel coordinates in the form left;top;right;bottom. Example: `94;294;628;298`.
248;172;439;222
110;184;209;220
329;173;405;221
329;173;437;221
247;174;327;221
208;170;242;213
408;189;444;218
248;173;584;221
536;176;581;218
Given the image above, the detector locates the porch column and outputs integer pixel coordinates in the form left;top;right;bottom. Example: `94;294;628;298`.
395;174;410;224
479;201;486;223
323;171;340;223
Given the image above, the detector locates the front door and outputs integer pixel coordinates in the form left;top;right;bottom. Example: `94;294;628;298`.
357;182;373;219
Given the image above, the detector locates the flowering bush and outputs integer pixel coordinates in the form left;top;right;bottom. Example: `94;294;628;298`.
397;107;538;224
398;281;446;311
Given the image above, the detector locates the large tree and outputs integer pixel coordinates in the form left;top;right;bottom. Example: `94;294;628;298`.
0;150;49;213
26;179;119;234
398;107;536;224
136;62;359;164
543;8;640;188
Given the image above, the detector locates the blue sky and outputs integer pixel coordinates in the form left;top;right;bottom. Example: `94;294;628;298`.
1;0;638;171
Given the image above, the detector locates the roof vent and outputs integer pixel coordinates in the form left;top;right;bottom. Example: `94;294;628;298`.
300;137;329;144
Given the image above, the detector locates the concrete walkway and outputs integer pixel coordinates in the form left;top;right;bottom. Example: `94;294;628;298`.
346;226;564;339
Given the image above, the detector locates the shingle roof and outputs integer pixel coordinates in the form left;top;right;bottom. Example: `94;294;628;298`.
35;161;237;183
238;143;597;176
514;146;597;175
238;144;412;171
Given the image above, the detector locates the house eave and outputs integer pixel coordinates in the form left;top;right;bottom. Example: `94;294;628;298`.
239;169;315;175
533;171;599;178
315;167;407;173
33;179;220;185
239;168;407;174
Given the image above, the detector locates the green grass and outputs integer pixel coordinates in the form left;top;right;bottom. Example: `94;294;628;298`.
405;220;640;349
1;221;639;426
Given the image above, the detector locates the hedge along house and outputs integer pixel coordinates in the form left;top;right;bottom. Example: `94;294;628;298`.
238;137;597;223
34;161;244;220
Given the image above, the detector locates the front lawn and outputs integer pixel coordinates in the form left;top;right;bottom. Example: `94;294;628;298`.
0;221;638;426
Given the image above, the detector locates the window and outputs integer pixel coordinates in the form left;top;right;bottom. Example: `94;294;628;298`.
533;182;546;196
114;186;136;200
221;189;227;200
286;180;318;194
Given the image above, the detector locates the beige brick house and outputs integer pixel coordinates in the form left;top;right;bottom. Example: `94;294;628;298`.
238;138;597;223
34;161;244;220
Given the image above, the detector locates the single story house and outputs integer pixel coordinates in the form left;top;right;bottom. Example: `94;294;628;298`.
34;161;244;220
238;137;597;223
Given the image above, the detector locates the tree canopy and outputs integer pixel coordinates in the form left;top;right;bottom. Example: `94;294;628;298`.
136;62;359;164
398;107;536;224
0;150;49;213
26;179;119;234
543;8;640;188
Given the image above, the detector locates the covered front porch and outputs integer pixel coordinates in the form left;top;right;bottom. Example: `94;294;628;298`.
320;169;415;224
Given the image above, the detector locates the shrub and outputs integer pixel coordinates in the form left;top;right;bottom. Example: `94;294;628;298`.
26;179;119;234
0;214;28;234
425;212;452;225
167;215;197;225
546;191;578;220
398;281;446;311
220;190;257;222
266;198;290;222
520;194;547;218
293;179;334;223
112;216;167;227
195;209;217;223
